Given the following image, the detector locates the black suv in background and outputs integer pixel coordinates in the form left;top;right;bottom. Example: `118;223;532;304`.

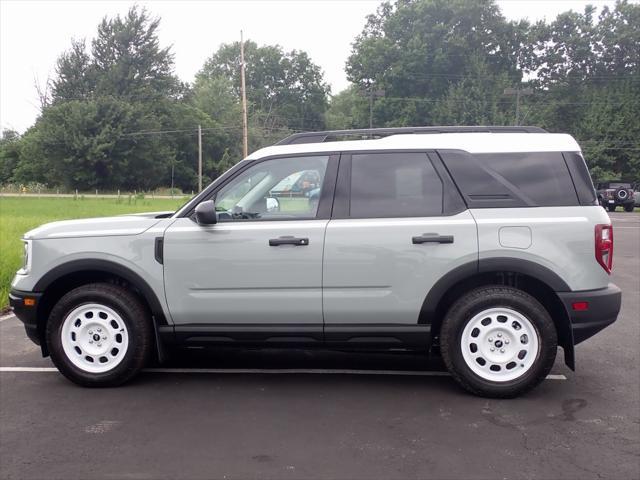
596;182;636;212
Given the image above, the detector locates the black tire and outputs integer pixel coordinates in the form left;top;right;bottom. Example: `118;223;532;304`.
46;283;153;387
607;204;617;212
440;286;557;398
624;203;635;212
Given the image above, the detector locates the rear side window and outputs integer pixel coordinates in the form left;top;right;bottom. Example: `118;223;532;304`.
474;152;578;206
350;153;443;218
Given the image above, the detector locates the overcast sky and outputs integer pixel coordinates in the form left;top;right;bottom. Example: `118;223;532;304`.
0;0;619;133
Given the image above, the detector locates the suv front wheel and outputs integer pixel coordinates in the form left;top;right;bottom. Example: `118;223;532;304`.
441;286;557;398
46;283;153;387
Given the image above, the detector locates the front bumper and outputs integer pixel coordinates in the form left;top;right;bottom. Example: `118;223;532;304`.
558;283;621;345
8;289;43;346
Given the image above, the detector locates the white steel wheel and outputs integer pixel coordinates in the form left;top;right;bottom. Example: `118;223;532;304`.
60;303;129;374
460;307;540;382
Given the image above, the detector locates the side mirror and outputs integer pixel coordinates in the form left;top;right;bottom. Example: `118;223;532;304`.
266;196;280;213
194;200;218;225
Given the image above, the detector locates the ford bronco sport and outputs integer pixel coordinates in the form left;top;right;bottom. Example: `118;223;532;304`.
9;126;621;398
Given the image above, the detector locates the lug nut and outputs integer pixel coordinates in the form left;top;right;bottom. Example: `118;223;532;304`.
500;348;505;353
497;333;502;338
89;340;93;344
102;336;107;340
97;328;102;333
97;343;102;347
488;337;493;342
505;340;510;344
89;330;93;335
490;348;495;352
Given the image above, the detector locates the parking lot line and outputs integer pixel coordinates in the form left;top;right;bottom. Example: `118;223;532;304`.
0;366;567;379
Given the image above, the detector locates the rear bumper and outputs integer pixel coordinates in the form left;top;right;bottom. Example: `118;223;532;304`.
558;283;621;345
8;289;43;346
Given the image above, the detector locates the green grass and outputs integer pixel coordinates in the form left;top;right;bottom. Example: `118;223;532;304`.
0;196;189;310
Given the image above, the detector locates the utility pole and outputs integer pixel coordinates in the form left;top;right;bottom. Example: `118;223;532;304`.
198;124;203;192
503;87;533;126
170;161;175;198
363;85;385;129
240;30;249;158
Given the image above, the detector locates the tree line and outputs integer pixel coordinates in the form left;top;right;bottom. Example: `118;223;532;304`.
1;0;638;192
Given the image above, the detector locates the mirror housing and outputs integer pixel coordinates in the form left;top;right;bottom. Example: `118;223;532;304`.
266;196;280;213
194;200;218;225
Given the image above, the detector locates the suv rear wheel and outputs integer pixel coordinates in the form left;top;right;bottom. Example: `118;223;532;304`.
441;286;557;398
46;283;153;387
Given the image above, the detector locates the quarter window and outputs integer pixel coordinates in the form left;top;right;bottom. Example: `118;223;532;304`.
474;152;579;206
350;153;443;218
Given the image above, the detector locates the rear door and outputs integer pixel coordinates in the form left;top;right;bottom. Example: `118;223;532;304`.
322;151;478;344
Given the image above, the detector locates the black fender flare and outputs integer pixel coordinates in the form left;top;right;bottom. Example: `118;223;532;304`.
33;259;168;361
419;256;572;322
34;259;167;322
419;257;574;369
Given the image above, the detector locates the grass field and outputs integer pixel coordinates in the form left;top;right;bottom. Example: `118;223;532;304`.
0;196;189;310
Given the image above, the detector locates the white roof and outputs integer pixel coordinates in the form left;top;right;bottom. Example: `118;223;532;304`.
246;132;581;160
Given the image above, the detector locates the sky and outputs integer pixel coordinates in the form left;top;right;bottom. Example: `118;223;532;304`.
0;0;620;133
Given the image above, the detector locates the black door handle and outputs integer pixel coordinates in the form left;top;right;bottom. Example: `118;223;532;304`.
412;233;454;244
269;236;309;246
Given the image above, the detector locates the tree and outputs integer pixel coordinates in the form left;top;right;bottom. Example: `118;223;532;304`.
21;7;190;190
325;87;370;130
432;58;513;126
346;0;530;126
198;41;329;132
0;130;21;184
16;97;172;189
525;1;640;180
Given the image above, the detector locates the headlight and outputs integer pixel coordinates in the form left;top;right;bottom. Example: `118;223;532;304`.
20;240;32;273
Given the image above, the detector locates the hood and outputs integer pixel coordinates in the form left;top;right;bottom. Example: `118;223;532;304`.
120;211;174;219
23;213;171;240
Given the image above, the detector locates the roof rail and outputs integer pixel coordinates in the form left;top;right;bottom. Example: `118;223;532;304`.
276;126;548;145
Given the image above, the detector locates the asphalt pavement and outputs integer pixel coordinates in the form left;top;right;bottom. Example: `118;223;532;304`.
1;212;638;480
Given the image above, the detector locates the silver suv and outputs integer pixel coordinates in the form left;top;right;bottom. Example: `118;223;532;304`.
9;127;621;398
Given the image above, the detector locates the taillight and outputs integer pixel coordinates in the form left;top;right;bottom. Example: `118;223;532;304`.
595;224;613;274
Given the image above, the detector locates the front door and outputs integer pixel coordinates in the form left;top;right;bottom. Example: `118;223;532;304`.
163;154;336;328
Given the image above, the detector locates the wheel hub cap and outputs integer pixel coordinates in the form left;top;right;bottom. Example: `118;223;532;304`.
460;307;540;382
60;303;129;373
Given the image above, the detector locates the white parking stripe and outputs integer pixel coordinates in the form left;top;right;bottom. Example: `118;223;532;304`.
0;366;567;380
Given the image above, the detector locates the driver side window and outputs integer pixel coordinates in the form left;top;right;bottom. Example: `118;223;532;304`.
214;155;329;221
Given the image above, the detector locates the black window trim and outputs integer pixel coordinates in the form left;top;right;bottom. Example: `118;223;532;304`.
332;149;465;220
179;152;340;222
